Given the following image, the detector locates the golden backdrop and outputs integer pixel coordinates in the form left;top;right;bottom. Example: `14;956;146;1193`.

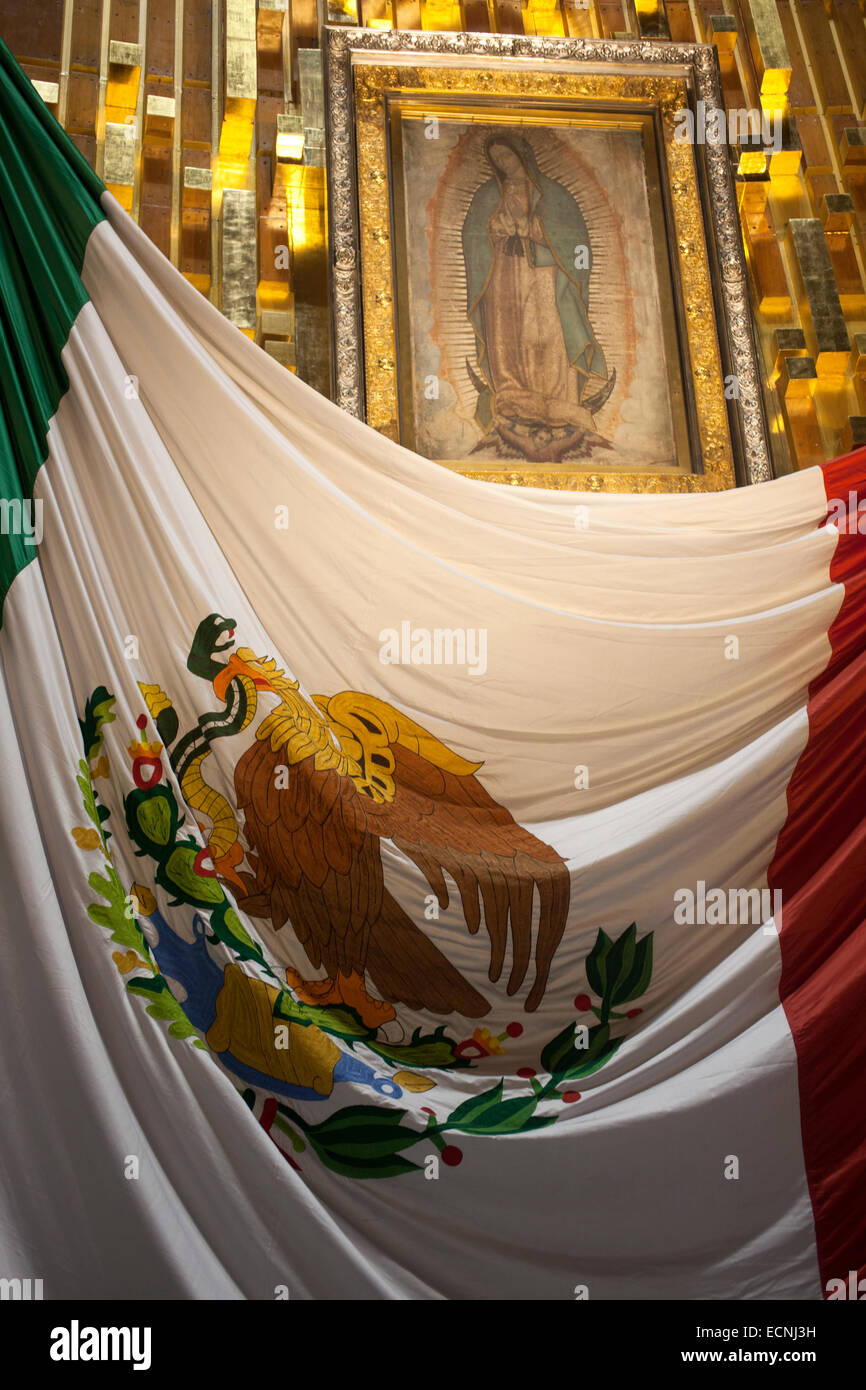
0;0;864;478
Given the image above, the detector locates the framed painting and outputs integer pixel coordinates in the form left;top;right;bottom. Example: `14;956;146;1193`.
324;29;773;492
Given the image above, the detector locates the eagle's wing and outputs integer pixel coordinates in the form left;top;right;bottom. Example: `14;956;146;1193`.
318;694;570;1012
233;729;491;1019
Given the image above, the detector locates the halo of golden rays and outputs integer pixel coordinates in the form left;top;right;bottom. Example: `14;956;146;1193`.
425;125;635;456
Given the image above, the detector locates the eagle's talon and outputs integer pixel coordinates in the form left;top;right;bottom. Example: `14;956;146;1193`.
336;971;396;1027
285;967;397;1028
285;968;341;1005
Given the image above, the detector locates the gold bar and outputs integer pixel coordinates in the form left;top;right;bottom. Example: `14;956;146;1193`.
742;0;792;99
707;14;737;52
778;353;817;398
261;309;293;336
788;217;851;372
776;356;824;467
298;48;325;167
145;92;175;139
105;44;141;125
821;191;854;231
633;0;670;39
768;110;803;179
840;417;866;450
183;164;213;197
220;0;256;160
265;340;297;371
276;112;304;164
773;327;808;375
104;120;137;209
821;194;866;313
221;186;258;331
108;40;143;67
260;308;295;369
840;128;866;167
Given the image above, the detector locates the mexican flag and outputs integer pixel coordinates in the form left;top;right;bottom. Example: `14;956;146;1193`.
0;36;864;1301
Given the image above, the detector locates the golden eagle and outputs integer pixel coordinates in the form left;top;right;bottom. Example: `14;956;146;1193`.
186;620;570;1028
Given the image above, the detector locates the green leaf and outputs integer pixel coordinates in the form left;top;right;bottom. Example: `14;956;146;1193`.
155;705;179;749
583;923;653;1013
520;1114;560;1132
287;1104;413;1140
127;974;201;1042
220;906;256;951
276;1103;423;1178
610;931;653;1006
585;928;614;997
445;1091;545;1136
540;1020;579;1077
600;923;636;1007
77;765;108;845
541;1020;622;1081
556;1034;623;1082
304;1150;421;1179
78;687;116;762
87;866;151;958
312;1131;419;1161
445;1081;505;1129
136;795;173;847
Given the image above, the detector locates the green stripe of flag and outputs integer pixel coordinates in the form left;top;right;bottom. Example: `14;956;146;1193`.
0;37;106;621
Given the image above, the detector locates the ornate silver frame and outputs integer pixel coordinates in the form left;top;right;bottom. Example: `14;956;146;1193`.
324;26;773;488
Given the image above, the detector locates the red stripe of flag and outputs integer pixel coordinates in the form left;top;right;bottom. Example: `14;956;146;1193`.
769;444;866;1298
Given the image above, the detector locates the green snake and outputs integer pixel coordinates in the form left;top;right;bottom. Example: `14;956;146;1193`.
139;614;257;866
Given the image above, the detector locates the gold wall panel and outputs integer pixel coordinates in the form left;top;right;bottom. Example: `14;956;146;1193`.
1;0;865;475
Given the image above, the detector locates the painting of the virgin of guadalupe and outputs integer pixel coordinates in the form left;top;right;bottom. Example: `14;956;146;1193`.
395;119;681;473
461;133;615;464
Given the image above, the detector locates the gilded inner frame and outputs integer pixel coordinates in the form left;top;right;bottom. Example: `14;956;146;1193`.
325;30;773;492
390;101;695;480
